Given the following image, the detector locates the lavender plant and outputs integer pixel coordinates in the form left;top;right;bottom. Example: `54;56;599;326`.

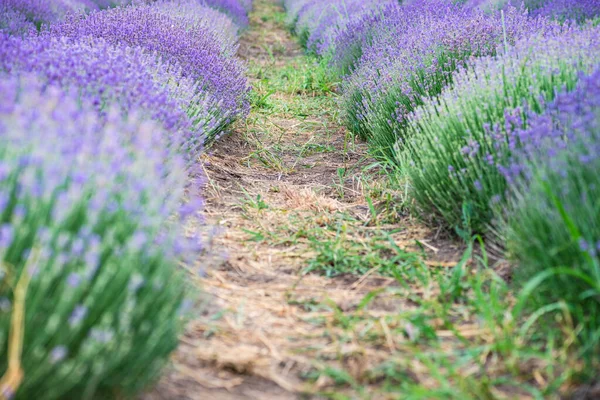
531;0;600;22
325;0;397;77
0;74;199;399
403;25;600;234
283;0;312;30
340;2;535;160
502;68;600;361
50;2;250;144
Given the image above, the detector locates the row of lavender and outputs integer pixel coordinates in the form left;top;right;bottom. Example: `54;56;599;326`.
0;0;251;398
285;0;600;369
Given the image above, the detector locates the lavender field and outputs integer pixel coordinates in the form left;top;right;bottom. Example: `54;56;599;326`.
0;0;599;398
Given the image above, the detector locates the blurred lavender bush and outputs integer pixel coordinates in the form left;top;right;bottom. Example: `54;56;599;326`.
501;67;600;362
202;0;250;27
0;0;253;397
0;74;200;399
0;0;94;28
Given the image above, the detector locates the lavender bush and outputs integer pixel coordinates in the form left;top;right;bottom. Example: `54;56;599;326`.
50;2;250;143
502;68;600;360
404;25;600;234
0;74;199;399
340;2;536;159
532;0;600;22
283;0;312;29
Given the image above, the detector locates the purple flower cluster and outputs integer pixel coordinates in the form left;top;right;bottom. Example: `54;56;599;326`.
464;0;600;22
0;73;199;258
289;0;388;54
202;0;250;27
325;0;396;74
0;0;96;27
0;4;36;36
505;67;600;189
531;0;600;22
404;23;600;232
0;34;198;152
0;0;252;396
152;0;240;51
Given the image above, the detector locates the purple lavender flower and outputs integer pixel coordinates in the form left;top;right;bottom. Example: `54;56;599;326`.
0;225;13;248
532;0;600;22
0;5;36;36
503;67;600;337
66;272;81;288
291;0;391;55
49;346;68;364
0;72;200;293
406;23;600;232
465;0;600;22
69;305;88;326
152;0;240;51
89;328;114;343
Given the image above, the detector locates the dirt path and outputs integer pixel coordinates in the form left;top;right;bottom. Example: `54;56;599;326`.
145;1;463;399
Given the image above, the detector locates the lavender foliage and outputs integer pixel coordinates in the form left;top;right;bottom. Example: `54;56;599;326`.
291;0;387;54
531;0;600;22
0;74;198;399
325;0;397;76
151;0;240;52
